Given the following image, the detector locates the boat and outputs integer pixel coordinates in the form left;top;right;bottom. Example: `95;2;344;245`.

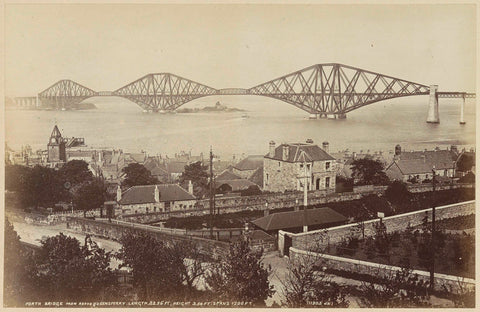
241;113;249;119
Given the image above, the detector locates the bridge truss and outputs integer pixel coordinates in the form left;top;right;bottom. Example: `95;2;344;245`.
32;64;473;115
248;64;430;115
38;80;97;109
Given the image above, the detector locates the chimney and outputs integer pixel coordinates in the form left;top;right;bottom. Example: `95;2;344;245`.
269;141;276;158
264;202;269;216
306;138;314;144
395;144;402;156
282;145;289;161
154;185;160;203
322;141;329;154
116;185;122;202
352;152;357;160
188;180;194;195
450;145;458;154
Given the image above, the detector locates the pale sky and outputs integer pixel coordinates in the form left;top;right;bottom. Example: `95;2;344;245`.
5;3;477;97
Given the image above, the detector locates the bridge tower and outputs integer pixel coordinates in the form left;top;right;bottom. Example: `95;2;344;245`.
426;85;440;123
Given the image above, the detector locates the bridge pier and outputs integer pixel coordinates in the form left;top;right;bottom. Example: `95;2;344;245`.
337;113;347;119
460;96;466;124
426;85;440;123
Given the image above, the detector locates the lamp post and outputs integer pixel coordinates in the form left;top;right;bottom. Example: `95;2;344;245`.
430;166;436;290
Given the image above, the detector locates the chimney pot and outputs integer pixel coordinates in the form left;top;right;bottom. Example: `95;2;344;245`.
269;141;276;158
322;141;329;153
116;185;122;202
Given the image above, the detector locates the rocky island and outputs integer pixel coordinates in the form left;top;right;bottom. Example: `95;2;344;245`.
176;101;245;113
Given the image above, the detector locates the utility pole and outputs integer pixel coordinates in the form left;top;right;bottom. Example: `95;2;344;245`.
209;147;215;239
303;159;308;232
430;166;436;290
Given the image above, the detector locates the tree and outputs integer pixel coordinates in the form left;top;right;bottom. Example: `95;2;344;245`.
21;165;68;208
121;163;159;188
58;160;93;188
179;161;209;198
35;233;117;301
206;239;274;306
358;267;430;308
282;252;348;308
351;158;389;185
3;219;38;306
458;172;475;183
73;178;107;215
5;164;32;192
116;233;185;300
456;153;474;172
385;181;411;205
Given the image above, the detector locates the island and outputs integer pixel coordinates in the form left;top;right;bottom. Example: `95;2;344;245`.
176;101;245;113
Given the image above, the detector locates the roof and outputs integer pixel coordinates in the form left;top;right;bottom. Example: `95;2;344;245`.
216;170;242;181
396;149;457;170
66;150;95;158
265;143;335;162
247;230;275;242
166;161;187;174
215;179;257;191
387;159;433;175
234;155;264;171
248;167;264;187
50;125;62;138
252;207;347;231
118;184;195;205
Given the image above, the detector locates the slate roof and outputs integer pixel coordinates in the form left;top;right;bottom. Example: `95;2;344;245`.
265;143;335;162
215;179;257;191
396;150;457;170
252;207;347;231
166;162;187;174
387;159;434;175
216;170;242;181
118;184;195;205
234;155;264;171
248;167;264;187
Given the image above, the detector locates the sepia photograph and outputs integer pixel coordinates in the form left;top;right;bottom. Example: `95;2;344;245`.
2;1;477;308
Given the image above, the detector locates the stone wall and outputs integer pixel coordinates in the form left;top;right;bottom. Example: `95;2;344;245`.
119;184;473;224
289;247;474;294
66;217;230;258
285;201;475;253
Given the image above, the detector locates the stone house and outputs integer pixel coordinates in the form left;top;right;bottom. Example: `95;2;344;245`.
117;183;196;215
231;155;264;179
263;141;336;192
385;144;458;182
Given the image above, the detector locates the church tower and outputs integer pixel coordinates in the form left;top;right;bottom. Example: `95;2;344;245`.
47;125;66;163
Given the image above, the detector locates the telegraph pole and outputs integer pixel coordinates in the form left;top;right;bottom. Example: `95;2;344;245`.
303;160;308;232
209;147;215;239
430;166;436;290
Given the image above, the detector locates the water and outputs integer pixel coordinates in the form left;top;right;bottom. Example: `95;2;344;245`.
5;95;476;157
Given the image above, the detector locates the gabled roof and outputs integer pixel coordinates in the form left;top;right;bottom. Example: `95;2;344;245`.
387;159;433;175
234;155;264;171
215;179;257;191
396;149;457;170
118;184;195;205
216;170;242;181
265;143;335;162
252;207;346;231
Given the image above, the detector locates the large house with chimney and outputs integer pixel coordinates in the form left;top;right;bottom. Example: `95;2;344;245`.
116;182;196;215
263;140;336;192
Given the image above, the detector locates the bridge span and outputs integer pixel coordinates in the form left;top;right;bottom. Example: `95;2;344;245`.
12;63;475;124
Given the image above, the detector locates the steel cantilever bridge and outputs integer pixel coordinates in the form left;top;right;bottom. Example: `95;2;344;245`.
16;63;475;122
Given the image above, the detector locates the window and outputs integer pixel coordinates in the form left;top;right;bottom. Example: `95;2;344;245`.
306;164;311;170
300;164;303;169
154;207;157;212
326;162;330;170
266;173;269;184
325;177;330;188
278;162;281;167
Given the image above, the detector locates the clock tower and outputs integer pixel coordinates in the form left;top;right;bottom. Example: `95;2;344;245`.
47;125;66;163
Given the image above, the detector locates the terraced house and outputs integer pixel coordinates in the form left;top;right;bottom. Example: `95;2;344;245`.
263;140;336;193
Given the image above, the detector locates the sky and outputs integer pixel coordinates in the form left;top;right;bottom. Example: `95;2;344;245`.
4;3;477;97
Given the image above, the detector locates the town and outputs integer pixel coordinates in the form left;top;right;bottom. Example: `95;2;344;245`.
4;124;476;307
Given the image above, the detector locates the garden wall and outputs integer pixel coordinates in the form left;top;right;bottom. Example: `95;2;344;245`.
283;200;475;254
289;247;475;294
66;217;230;258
